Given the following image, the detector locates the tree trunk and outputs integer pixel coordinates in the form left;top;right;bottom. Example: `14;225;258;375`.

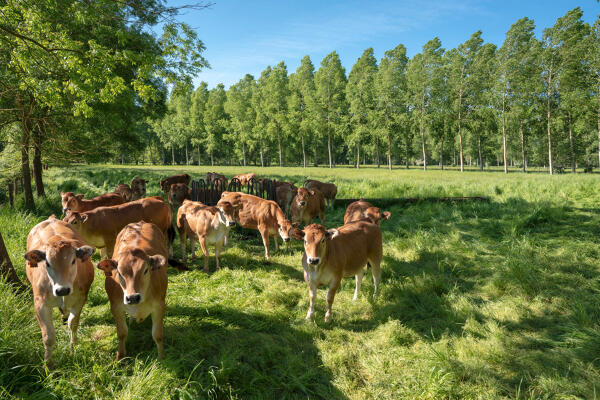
597;81;600;170
547;73;553;175
198;145;201;166
440;133;444;171
210;151;214;167
327;131;333;169
171;147;175;165
502;93;508;174
458;92;464;172
356;144;360;169
478;134;483;171
301;133;306;168
0;231;26;291
260;136;264;167
520;120;526;173
376;137;380;168
185;143;189;165
314;140;318;166
278;127;283;167
8;184;14;207
405;134;409;169
420;111;427;171
242;142;247;166
32;124;45;197
20;115;34;209
568;112;575;173
387;133;392;171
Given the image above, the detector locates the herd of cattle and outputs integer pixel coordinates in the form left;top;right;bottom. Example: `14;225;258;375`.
22;172;391;367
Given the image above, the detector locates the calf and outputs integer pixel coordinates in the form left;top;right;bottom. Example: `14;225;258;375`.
219;191;294;259
232;172;257;186
169;183;191;210
293;221;382;322
206;172;227;185
130;177;148;200
177;199;236;271
24;215;95;368
276;183;295;216
344;200;391;226
64;196;174;259
96;222;168;360
160;173;191;194
291;187;325;226
61;191;124;213
304;179;337;207
114;184;133;202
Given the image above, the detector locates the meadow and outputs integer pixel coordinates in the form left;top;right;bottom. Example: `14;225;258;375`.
2;165;600;399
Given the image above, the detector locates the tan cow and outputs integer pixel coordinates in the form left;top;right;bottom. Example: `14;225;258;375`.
276;183;295;216
114;184;133;202
292;221;382;322
232;173;257;186
290;187;325;226
24;215;95;368
96;222;168;360
168;183;191;210
160;173;191;194
130;177;149;200
206;172;227;185
61;191;124;213
219;191;294;259
304;179;337;207
177;199;236;271
344;200;391;226
63;196;175;260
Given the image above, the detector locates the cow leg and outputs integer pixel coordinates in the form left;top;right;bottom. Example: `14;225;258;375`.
151;303;166;359
215;238;223;270
190;236;196;260
67;297;86;347
179;229;187;265
274;233;279;252
370;259;382;299
306;281;317;320
325;281;340;323
320;210;325;224
35;302;56;368
353;269;364;301
199;237;209;272
112;304;128;360
260;228;270;259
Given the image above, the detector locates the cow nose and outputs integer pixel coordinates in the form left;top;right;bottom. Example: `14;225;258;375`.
283;238;290;242
308;257;320;265
54;287;71;296
125;294;141;304
227;221;236;227
299;201;306;206
62;208;68;213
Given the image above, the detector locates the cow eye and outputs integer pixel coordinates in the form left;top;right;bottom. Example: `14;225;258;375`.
72;259;76;265
118;272;125;287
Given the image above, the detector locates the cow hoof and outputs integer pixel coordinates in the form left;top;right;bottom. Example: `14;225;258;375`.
324;313;332;323
45;360;55;371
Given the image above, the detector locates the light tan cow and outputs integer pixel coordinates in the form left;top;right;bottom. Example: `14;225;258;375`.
177;199;236;271
219;191;294;259
232;173;257;186
96;222;168;360
63;196;175;260
130;177;149;201
160;173;191;194
344;200;391;226
304;179;338;207
168;183;191;210
291;187;325;226
61;191;124;213
24;215;95;368
114;184;133;202
292;221;382;322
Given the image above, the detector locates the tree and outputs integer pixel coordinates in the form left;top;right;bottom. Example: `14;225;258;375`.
203;84;228;166
191;82;209;165
288;56;316;168
315;51;347;168
226;75;256;166
0;231;25;291
260;62;289;166
591;16;600;168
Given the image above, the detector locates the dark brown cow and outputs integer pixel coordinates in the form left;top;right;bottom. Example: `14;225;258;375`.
276;183;295;216
160;173;191;194
168;183;191;210
130;177;149;200
61;191;124;213
206;172;227;185
293;221;382;322
114;184;133;202
290;187;325;226
304;179;337;207
344;200;391;226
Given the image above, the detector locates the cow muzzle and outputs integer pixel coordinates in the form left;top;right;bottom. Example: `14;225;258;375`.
283;237;290;242
299;201;306;206
62;208;68;214
227;221;236;227
125;293;141;304
307;257;320;265
54;285;71;297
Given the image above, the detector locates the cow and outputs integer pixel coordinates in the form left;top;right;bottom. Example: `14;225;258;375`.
292;221;382;322
130;177;149;201
232;173;257;186
206;172;227;185
304;179;338;207
63;196;176;262
344;199;391;226
290;187;325;226
61;191;124;214
24;215;95;368
114;184;133;202
177;199;237;271
276;183;295;216
160;173;191;194
219;191;294;259
168;183;191;210
96;222;168;360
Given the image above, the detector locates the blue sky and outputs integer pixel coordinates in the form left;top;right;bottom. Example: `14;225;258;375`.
168;0;599;89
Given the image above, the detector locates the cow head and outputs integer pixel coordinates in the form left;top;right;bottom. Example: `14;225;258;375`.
216;201;237;227
63;210;89;227
97;249;165;305
130;178;148;199
295;187;311;208
292;224;338;267
277;219;295;243
365;207;391;226
169;183;190;208
115;184;132;202
61;191;84;213
24;241;94;297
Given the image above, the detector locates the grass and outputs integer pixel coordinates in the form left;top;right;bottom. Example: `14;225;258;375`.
2;164;600;399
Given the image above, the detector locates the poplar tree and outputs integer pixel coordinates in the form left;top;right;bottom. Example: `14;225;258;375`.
226;74;256;166
191;82;209;165
204;84;228;166
288;56;316;168
261;62;289;167
591;16;600;168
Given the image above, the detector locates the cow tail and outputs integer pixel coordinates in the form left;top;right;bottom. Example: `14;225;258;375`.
366;262;371;270
167;224;176;245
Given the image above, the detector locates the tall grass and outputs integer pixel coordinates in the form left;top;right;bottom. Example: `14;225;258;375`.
1;165;600;399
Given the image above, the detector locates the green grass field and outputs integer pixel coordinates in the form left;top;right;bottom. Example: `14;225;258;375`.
2;165;600;399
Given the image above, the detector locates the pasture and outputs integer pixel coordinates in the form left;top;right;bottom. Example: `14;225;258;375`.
2;165;600;399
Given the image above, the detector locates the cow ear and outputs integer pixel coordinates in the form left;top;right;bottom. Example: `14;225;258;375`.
76;246;94;262
325;229;339;240
383;211;391;220
145;180;149;183
291;228;305;240
76;194;84;200
60;191;65;196
149;255;166;271
97;260;117;277
24;250;46;266
292;222;300;228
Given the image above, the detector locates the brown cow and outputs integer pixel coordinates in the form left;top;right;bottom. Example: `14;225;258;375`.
292;221;382;322
96;222;168;360
290;187;325;226
177;199;236;271
206;172;227;185
61;191;124;213
219;191;294;259
160;173;191;194
168;183;191;210
130;177;149;200
114;184;133;202
232;173;257;186
344;200;391;226
276;183;295;216
304;179;337;207
24;215;95;368
63;196;175;260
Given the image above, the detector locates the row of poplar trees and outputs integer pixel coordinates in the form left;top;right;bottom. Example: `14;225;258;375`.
155;7;600;174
